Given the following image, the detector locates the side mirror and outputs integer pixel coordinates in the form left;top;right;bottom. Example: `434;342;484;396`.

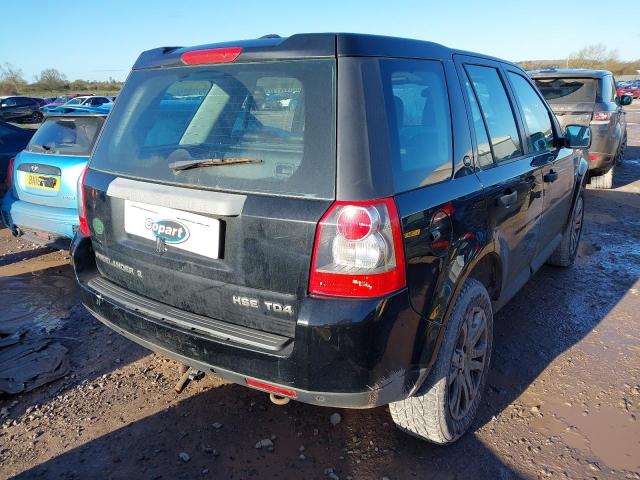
619;94;633;106
565;124;591;149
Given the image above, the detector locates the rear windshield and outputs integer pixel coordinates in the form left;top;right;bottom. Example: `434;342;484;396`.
533;77;596;103
90;60;336;199
27;116;105;156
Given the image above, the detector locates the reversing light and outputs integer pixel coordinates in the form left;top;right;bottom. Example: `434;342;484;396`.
180;47;243;65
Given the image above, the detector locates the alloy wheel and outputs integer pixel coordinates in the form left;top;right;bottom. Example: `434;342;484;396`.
448;306;488;420
570;196;584;257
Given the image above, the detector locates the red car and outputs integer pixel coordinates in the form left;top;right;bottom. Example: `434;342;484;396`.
616;83;639;99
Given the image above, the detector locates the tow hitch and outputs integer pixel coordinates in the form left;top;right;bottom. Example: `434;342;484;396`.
174;366;204;393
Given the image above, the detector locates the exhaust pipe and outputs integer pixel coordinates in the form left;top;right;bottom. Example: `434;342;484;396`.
269;393;290;405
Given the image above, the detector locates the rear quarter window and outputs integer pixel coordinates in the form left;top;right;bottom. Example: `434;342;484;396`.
381;59;452;192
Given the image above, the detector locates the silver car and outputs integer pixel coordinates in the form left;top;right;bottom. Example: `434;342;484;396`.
529;69;632;189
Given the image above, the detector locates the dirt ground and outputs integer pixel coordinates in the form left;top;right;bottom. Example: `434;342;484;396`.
0;106;639;480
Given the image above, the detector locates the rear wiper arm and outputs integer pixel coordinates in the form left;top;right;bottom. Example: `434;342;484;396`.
29;144;51;153
169;157;262;171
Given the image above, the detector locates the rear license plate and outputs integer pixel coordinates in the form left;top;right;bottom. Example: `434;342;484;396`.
124;200;220;259
25;173;59;191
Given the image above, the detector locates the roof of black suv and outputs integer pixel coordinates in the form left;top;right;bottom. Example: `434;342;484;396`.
528;68;613;79
132;33;517;70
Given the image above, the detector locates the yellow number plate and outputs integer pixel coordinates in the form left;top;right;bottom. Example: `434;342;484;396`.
25;173;59;191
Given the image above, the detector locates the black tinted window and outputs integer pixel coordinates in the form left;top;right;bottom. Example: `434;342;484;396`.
508;73;554;153
466;65;522;163
382;59;452;191
533;77;596;104
600;76;615;103
90;60;336;199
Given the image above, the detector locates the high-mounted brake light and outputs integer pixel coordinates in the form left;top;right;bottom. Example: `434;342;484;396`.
5;157;15;187
309;198;406;298
591;111;612;124
180;47;243;65
77;167;90;237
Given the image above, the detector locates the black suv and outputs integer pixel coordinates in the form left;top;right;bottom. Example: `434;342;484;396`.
529;69;631;189
0;96;43;123
71;34;591;444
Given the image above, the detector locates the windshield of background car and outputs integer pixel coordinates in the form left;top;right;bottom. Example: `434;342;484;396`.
90;59;336;199
64;98;84;105
533;77;596;103
26;116;105;156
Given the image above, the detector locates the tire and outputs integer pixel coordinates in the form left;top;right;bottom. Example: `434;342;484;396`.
616;135;627;166
590;164;614;189
389;278;493;444
547;191;584;267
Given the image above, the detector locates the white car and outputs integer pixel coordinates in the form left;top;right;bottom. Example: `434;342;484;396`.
63;96;113;107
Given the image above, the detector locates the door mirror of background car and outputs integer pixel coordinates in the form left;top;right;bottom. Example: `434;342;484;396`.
565;124;592;149
618;94;633;106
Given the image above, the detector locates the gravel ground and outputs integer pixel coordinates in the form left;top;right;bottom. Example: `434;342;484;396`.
0;105;639;480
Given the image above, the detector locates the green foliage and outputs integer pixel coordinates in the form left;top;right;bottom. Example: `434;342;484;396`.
0;63;122;96
519;44;640;76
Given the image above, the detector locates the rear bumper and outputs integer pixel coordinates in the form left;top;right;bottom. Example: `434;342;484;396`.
1;191;77;241
72;236;432;409
586;126;618;172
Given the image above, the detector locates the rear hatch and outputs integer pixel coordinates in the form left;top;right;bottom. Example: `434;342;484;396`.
86;58;336;338
14;115;104;209
532;76;596;127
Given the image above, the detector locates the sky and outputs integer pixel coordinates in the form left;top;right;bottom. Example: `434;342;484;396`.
1;0;638;82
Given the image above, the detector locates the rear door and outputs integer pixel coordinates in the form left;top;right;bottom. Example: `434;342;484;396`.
532;76;596;128
456;57;545;301
85;59;336;338
505;69;575;266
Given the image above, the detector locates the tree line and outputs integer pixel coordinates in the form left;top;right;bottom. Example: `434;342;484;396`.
1;44;638;97
518;44;640;75
0;63;123;96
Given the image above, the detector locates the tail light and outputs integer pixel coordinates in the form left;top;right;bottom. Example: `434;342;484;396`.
591;111;612;124
77;167;90;237
309;198;406;298
5;157;15;187
181;47;242;65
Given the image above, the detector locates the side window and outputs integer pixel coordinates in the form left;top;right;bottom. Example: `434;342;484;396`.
507;72;554;153
382;59;453;191
465;65;523;163
3;98;17;107
463;78;494;168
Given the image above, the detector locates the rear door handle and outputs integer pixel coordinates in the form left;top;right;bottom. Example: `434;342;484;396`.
498;190;517;208
544;170;558;183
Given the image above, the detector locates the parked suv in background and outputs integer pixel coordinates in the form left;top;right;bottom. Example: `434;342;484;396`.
529;69;631;189
0;96;44;123
71;34;590;444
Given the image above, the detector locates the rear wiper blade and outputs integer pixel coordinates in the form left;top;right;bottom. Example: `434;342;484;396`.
169;157;262;171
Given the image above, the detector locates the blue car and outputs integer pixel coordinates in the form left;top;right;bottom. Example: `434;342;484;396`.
1;113;107;247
